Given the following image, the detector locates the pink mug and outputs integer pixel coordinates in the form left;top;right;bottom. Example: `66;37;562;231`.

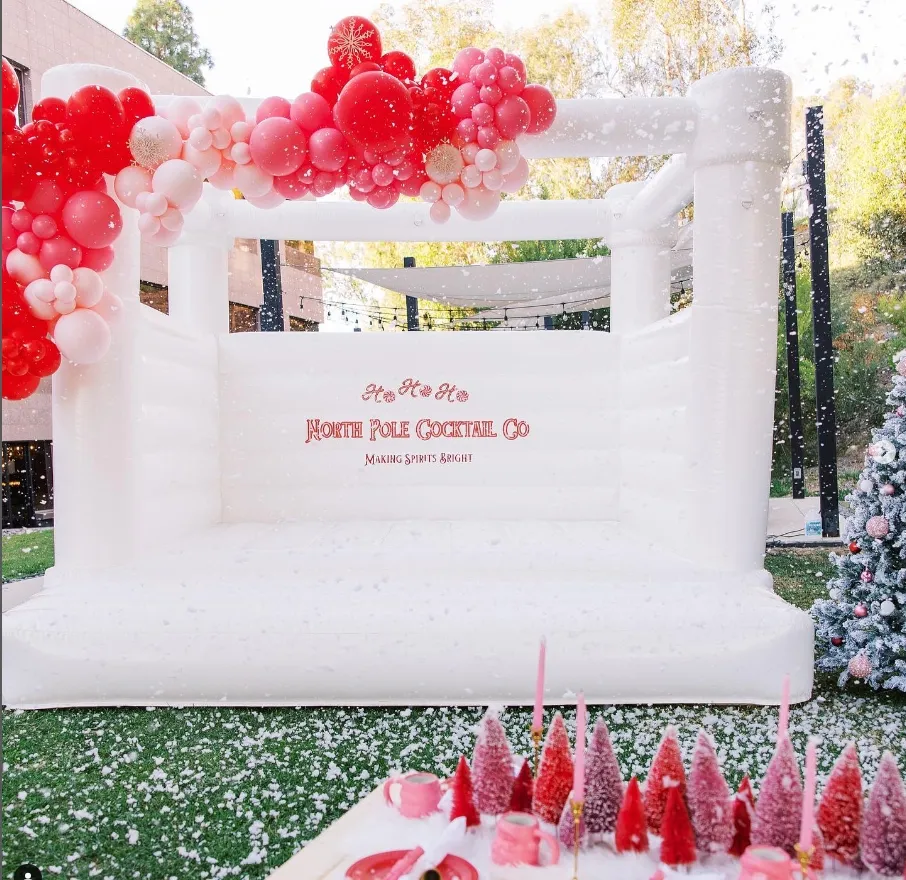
738;846;794;880
491;811;560;867
383;771;443;819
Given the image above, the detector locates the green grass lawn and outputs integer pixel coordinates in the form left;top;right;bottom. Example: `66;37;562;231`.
2;528;54;583
4;546;903;880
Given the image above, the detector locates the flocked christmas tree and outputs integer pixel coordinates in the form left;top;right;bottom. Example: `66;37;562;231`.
509;759;534;813
449;755;481;828
644;726;687;834
471;709;515;815
813;349;906;692
816;742;863;867
558;789;588;849
532;711;574;824
751;735;802;856
660;786;697;867
728;776;756;857
861;751;906;877
687;731;733;854
615;776;650;854
584;718;624;836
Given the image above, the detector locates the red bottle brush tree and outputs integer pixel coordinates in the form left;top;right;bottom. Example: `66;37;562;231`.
509;759;534;813
752;735;803;856
532;711;574;824
687;731;733;854
558;791;588;849
615;777;650;854
729;775;756;857
861;751;906;877
584;718;624;836
449;755;481;828
471;709;515;816
660;786;697;867
816;742;863;867
644;725;687;833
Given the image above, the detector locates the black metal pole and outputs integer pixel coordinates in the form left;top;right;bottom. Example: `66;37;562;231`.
259;239;284;331
782;212;806;499
805;105;839;536
403;256;419;331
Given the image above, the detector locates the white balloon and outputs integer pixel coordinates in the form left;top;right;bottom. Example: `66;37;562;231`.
54;308;112;364
72;267;104;308
233;162;274;198
114;165;153;208
6;249;46;286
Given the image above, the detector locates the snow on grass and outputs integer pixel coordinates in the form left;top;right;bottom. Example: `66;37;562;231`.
3;679;904;879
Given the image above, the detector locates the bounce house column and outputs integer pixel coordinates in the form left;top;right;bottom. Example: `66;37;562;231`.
686;67;792;572
168;244;230;335
44;64;146;570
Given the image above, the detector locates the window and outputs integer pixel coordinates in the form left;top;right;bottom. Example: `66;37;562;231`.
289;316;319;332
229;302;259;332
3;57;30;127
140;283;169;314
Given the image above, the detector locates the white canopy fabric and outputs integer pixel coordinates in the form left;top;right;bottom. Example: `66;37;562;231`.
329;222;693;316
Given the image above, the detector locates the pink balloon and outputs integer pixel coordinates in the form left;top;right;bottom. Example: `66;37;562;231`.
54;308;111;364
25;180;64;216
482;168;503;191
231;142;252;165
297;164;317;186
93;290;124;324
290;92;333;133
159;207;184;232
16;231;41;255
188;126;213;150
461;164;482;189
419;181;442;203
211;95;246;130
462;143;480;165
165;97;202;137
456;184;501;221
230;120;253;143
248;117;307;176
152;159;203;210
308;128;349;172
183;143;222;178
480;85;502;106
495;140;521;174
72;267;104;308
430;200;451;224
313;171;338;197
244;188;285;209
477;126;501;149
486;48;506;68
500;156;530;193
393;160;414;181
255;95;292;123
144;192;169;217
138;212;161;237
146;225;182;247
442;183;465;206
1;206;16;252
352;168;376;194
470;61;498;87
62;191;122;250
475;149;497;172
348;186;368;202
6;249;46;285
233;161;274;198
400;173;427;197
471;102;495;127
451;83;481;119
498;66;526;95
521;84;557;134
39;235;82;270
371;162;394;187
504;53;526;79
456;119;478;143
273;173;309;200
31;215;58;240
208;160;236;191
80;247;114;273
452;48;485;80
366;186;399;210
11;209;33;233
113;165;153;208
495;95;531;139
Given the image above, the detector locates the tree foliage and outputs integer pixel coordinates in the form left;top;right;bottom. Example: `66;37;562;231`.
124;0;213;87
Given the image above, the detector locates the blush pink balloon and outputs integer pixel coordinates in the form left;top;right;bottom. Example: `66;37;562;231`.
313;171;338;196
248;117;307;176
6;249;46;285
231;142;252;164
500;155;530;193
211;95;246;130
25;180;64;216
31;215;58;240
498;66;526;95
183;143;222;178
457;184;501;221
366;186;399;210
420;181;442;202
521;84;557;134
495;96;531;139
233;161;273;198
72;266;104;308
211;127;232;150
461;164;482;189
62;191;122;250
456;119;478;143
273;173;309;200
16;231;41;255
80;247;114;273
208;160;236;191
165;97;203;137
11;209;33;232
93;290;124;324
477;126;501;149
494;140;521;174
152;159;203;210
1;206;16;252
482;168;503;190
471;62;498;87
54;308;111;364
230;120;253;143
371;162;394;187
144;192;169;217
451;83;481;119
462;143;480;165
475;149;497;172
471;103;495;127
159;207;184;232
114;165;153;208
188;126;213;151
452;48;485;80
430;199;451;224
290;92;333;133
308;128;349;172
244;188;285;209
39;235;82;270
255;95;292;123
146;225;182;247
138;213;161;237
442;183;465;206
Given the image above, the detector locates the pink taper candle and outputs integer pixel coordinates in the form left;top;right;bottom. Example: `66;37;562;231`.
799;738;818;852
532;637;546;731
778;673;791;742
574;692;586;802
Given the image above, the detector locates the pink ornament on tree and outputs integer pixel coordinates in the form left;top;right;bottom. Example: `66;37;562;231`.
854;604;869;618
861;570;874;583
848;652;871;678
471;709;515;816
866;515;890;538
861;751;906;876
687;731;733;854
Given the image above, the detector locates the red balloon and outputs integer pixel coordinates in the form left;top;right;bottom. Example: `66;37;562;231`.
66;85;126;145
248;117;307;176
256;95;292;123
272;173;309;200
2;108;17;134
80;246;115;273
381;51;417;83
521;84;557;134
311;67;347;107
290;92;333;133
421;68;458;98
327;16;382;73
495;95;531;139
62;190;122;249
2;57;19;113
22;337;61;378
349;61;382;78
333;71;414;155
32;96;67;124
2;370;40;400
118;87;156;128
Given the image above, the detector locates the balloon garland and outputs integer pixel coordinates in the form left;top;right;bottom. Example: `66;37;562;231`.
2;17;557;400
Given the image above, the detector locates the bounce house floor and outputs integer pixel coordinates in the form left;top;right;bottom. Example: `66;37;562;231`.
1;521;814;708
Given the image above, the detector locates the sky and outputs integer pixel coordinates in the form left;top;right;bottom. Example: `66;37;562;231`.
69;0;905;100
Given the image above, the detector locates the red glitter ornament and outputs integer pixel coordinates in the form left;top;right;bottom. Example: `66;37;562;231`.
849;541;860;554
831;636;844;646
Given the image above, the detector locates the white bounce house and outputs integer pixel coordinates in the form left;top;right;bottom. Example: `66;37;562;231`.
2;63;814;708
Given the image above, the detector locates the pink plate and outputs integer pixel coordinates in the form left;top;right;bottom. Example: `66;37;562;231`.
345;850;479;880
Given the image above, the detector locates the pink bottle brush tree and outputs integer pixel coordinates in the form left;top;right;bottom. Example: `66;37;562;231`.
751;735;803;856
558;790;588;849
861;751;906;876
816;742;863;867
687;730;733;854
644;725;687;833
470;709;515;816
584;718;624;836
532;711;574;824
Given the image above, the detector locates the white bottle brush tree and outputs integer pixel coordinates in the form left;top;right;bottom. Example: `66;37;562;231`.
812;350;906;691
